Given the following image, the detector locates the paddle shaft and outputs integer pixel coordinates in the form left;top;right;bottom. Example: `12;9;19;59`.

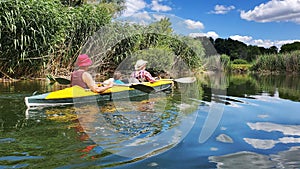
159;77;196;83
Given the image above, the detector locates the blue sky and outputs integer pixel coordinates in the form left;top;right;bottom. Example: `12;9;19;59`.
119;0;300;49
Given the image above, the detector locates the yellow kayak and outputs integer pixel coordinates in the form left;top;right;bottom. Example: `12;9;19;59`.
25;80;173;108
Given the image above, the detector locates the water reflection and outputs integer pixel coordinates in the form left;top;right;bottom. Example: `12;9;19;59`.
226;73;300;101
0;73;300;168
22;85;200;167
206;75;300;169
74;90;199;159
245;122;300;149
209;147;300;169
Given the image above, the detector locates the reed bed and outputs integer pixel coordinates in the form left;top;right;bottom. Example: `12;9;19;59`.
252;50;300;73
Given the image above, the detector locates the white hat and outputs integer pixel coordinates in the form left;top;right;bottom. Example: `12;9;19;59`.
134;59;148;70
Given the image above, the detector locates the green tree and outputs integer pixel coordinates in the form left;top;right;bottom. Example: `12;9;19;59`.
280;42;300;53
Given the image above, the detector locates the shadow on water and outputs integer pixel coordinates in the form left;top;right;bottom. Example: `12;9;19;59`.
0;74;300;168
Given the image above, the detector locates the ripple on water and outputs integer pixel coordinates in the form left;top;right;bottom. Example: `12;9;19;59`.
0;164;29;168
0;150;44;169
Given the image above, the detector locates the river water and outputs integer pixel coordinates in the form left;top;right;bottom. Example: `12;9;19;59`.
0;73;299;169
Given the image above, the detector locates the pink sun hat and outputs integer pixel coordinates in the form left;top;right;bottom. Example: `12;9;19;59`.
77;54;92;67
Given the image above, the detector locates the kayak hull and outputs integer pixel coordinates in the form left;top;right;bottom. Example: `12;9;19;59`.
25;80;173;108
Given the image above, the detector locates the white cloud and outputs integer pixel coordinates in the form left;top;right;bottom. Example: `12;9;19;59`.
210;5;235;14
122;0;147;17
230;35;253;43
240;0;300;24
229;34;300;49
184;19;204;30
273;39;300;48
189;31;219;39
151;0;172;12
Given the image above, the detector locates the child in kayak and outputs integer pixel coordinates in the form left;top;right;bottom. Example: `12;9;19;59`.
71;54;113;92
130;59;157;82
103;71;126;85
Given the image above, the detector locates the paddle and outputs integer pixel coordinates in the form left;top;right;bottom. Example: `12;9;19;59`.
55;77;71;85
98;82;156;93
127;77;196;93
160;77;196;83
46;75;71;85
46;75;155;93
129;84;155;93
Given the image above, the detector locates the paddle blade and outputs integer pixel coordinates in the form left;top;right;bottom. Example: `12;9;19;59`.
55;77;71;85
46;74;56;84
174;77;196;83
130;84;155;93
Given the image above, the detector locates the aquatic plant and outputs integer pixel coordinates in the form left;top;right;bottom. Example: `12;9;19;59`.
252;50;300;73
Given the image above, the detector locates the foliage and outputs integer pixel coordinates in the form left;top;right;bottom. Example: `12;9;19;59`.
252;50;300;73
202;55;222;72
133;48;174;71
82;19;204;77
220;54;231;71
148;17;173;35
232;59;248;64
60;0;126;15
212;38;278;62
108;33;204;74
280;41;300;53
0;0;114;78
214;38;247;61
1;1;205;78
230;64;252;73
0;0;66;76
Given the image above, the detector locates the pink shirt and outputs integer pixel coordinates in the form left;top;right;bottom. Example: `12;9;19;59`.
71;70;88;89
131;70;156;82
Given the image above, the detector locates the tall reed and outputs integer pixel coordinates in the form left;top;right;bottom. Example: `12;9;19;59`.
252;50;300;73
0;0;113;78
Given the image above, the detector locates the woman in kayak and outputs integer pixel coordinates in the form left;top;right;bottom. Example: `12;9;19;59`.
71;54;113;92
130;59;157;82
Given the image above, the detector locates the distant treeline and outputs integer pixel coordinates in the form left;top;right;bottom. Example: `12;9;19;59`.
199;36;300;62
198;37;300;74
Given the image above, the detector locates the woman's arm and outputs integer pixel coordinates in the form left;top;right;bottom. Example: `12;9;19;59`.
83;72;113;92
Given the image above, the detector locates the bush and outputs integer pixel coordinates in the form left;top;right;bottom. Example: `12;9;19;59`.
232;59;248;64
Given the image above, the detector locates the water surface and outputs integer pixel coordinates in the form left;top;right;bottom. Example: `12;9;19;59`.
0;74;299;169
